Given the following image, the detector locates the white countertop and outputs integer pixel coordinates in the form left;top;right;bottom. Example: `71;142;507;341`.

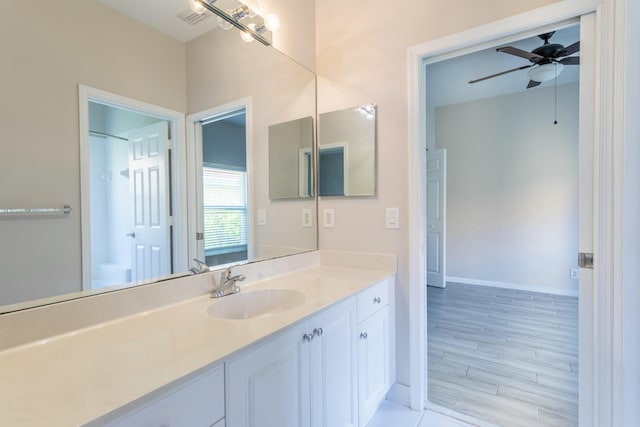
0;264;394;426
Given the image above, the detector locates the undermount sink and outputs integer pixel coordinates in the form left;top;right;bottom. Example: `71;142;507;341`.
207;289;305;320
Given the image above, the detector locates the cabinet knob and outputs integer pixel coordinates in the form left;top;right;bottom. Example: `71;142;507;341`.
303;332;314;343
373;297;382;304
313;327;323;337
360;332;368;340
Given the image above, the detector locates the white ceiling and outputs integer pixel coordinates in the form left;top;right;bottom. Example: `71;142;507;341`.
98;0;250;42
426;25;580;107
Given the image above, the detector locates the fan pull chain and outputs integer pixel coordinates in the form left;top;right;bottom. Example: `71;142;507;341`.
554;63;558;125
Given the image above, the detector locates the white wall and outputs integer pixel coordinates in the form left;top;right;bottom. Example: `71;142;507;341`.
436;83;579;295
0;0;186;306
315;0;564;387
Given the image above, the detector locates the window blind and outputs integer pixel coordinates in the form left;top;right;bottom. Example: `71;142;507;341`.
203;167;247;251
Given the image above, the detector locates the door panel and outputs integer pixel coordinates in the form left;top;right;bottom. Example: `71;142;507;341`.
128;121;171;282
426;149;446;288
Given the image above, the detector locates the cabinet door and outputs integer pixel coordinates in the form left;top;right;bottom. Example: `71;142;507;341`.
226;324;311;427
357;306;390;426
310;299;358;427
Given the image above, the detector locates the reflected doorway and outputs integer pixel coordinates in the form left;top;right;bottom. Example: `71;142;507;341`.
88;102;173;289
196;109;249;267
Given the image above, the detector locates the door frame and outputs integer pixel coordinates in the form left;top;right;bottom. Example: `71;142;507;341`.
78;85;188;290
407;0;639;425
186;97;254;264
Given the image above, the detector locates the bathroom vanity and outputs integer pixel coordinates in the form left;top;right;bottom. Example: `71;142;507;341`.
0;251;395;427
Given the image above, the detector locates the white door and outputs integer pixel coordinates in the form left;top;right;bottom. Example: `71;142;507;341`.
426;149;446;288
128;121;171;282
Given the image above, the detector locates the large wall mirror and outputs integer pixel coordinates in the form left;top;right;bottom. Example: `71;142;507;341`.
318;104;377;197
0;0;317;313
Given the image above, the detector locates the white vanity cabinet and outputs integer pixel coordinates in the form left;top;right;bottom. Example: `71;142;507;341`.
103;364;225;427
226;298;358;427
356;278;393;427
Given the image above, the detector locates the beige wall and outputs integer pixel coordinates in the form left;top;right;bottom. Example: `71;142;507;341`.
436;83;579;295
316;0;562;387
0;0;186;305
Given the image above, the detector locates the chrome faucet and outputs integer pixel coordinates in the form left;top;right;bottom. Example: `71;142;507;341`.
211;267;246;298
190;258;210;275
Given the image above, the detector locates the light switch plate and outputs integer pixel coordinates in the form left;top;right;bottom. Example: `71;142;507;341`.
302;209;312;228
257;209;267;226
385;207;400;229
323;209;335;228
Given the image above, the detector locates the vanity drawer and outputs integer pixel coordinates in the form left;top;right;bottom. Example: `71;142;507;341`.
105;364;224;427
357;278;390;322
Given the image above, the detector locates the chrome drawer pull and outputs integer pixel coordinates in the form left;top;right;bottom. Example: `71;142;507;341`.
373;297;382;304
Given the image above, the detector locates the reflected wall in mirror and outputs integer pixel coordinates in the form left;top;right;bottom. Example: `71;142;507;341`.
268;117;314;200
318;104;377;197
0;0;317;313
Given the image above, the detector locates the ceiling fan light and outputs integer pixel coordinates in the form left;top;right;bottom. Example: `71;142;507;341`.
528;62;564;83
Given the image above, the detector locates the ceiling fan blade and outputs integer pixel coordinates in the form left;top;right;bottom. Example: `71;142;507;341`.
496;46;544;62
527;80;541;89
469;64;533;84
559;56;580;65
559;41;580;56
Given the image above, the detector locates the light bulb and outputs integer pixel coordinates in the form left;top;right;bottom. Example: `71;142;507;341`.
264;14;280;32
217;15;233;30
189;0;206;14
240;24;256;43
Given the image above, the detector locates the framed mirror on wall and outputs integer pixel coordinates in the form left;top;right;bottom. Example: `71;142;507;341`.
0;0;317;314
318;104;377;197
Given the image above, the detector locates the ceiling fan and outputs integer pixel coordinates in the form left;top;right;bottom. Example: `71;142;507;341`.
469;31;580;89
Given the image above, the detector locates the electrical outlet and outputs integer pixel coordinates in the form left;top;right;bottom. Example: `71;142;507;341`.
323;209;335;228
570;268;578;279
302;209;312;227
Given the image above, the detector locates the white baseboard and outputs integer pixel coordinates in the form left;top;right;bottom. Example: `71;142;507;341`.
445;276;578;297
386;382;411;407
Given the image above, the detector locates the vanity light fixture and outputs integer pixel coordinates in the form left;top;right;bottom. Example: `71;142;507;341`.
191;0;278;46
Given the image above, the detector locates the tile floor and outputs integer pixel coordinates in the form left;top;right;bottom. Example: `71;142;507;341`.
427;283;579;426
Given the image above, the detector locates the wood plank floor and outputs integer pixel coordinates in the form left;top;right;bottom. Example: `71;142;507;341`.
427;283;578;427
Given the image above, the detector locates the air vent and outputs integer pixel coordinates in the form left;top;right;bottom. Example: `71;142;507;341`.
177;9;210;26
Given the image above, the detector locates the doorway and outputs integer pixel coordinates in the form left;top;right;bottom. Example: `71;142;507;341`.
424;25;581;426
187;98;252;268
198;109;249;267
407;8;598;425
88;103;172;288
79;85;188;291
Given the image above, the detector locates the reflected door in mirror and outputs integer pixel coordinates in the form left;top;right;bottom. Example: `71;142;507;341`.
89;103;173;290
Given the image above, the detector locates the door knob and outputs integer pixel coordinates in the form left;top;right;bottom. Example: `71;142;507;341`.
126;232;136;238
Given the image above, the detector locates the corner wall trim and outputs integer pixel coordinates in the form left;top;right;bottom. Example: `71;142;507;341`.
445;276;579;297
